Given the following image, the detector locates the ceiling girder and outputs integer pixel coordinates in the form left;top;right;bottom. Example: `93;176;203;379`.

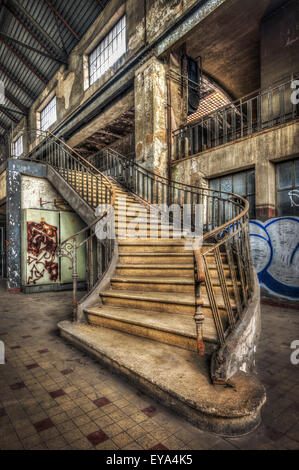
0;32;67;64
5;89;28;114
0;62;35;100
0;118;10;131
8;0;67;62
44;0;80;41
0;104;26;116
0;106;18;123
0;36;48;84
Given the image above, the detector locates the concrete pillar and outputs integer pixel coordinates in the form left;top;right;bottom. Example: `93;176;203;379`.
255;160;276;220
135;56;168;177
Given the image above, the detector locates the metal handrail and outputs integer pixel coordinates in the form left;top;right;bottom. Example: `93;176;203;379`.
21;129;116;320
95;148;252;361
22;128;116;208
21;130;253;365
173;75;299;160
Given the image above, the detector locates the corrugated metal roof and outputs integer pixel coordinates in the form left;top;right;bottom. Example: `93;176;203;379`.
0;0;110;136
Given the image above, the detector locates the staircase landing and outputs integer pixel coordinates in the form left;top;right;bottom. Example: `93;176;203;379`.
58;320;266;437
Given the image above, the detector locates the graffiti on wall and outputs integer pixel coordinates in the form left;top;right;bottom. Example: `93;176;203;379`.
249;217;299;300
27;221;58;284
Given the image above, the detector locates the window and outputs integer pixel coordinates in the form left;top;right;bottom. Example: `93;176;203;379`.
210;169;256;219
40;96;57;131
89;15;126;86
13;135;23;157
276;159;299;216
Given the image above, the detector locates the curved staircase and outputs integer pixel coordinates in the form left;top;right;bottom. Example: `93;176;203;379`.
24;131;266;437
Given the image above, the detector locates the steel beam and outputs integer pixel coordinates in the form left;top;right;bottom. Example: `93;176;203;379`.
0;37;48;84
5;3;59;60
44;0;80;41
0;119;9;132
0;62;35;100
0;104;25;116
5;89;28;114
0;107;18;123
9;0;67;62
0;32;67;64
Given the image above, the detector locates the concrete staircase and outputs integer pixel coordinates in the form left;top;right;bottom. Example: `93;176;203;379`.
81;182;223;353
55;167;265;437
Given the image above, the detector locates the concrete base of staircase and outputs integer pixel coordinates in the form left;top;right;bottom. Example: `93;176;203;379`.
58;320;266;437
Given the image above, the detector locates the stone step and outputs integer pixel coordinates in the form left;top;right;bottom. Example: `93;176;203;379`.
117;241;218;254
58;320;266;437
100;289;196;315
110;276;195;293
115;264;195;277
117;252;194;265
84;305;218;352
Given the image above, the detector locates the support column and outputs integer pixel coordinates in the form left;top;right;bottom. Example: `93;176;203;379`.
255;160;276;220
135;56;168;177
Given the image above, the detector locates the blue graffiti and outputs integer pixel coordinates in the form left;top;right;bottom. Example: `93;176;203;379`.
249;217;299;300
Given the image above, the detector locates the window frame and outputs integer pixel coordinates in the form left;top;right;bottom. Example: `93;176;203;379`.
13;135;23;158
209;169;256;219
40;96;57;132
88;15;126;87
276;159;299;217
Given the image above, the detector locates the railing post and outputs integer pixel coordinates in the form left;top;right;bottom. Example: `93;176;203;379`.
72;239;78;321
194;247;205;356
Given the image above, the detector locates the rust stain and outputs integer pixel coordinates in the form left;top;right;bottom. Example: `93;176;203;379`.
26;221;58;284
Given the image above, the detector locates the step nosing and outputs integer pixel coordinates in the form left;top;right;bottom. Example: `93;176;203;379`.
101;291;195;305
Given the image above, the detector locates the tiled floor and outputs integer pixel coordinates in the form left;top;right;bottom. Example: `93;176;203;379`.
0;280;299;450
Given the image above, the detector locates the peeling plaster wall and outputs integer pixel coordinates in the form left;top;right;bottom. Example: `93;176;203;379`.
21;175;67;211
171;121;299;217
135;57;168;176
6;160;49;290
171;122;299;302
0;171;6;200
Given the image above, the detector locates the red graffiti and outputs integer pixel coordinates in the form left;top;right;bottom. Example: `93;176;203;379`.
27;221;58;284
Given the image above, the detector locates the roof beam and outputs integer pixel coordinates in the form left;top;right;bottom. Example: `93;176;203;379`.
0;32;67;64
0;107;18;123
0;119;10;132
0;36;48;84
4;2;62;62
8;0;67;62
0;62;35;100
0;104;26;116
5;89;28;114
43;0;80;41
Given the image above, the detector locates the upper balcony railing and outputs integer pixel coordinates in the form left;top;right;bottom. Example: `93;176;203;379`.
172;75;299;161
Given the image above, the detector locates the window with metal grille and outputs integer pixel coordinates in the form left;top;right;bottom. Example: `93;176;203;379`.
209;169;256;219
89;16;126;86
40;96;57;131
13;135;23;157
276;159;299;216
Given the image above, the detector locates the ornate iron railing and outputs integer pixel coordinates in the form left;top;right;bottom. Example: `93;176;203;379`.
21;129;116;317
20;130;253;354
56;215;114;320
93;148;253;353
173;75;299;160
